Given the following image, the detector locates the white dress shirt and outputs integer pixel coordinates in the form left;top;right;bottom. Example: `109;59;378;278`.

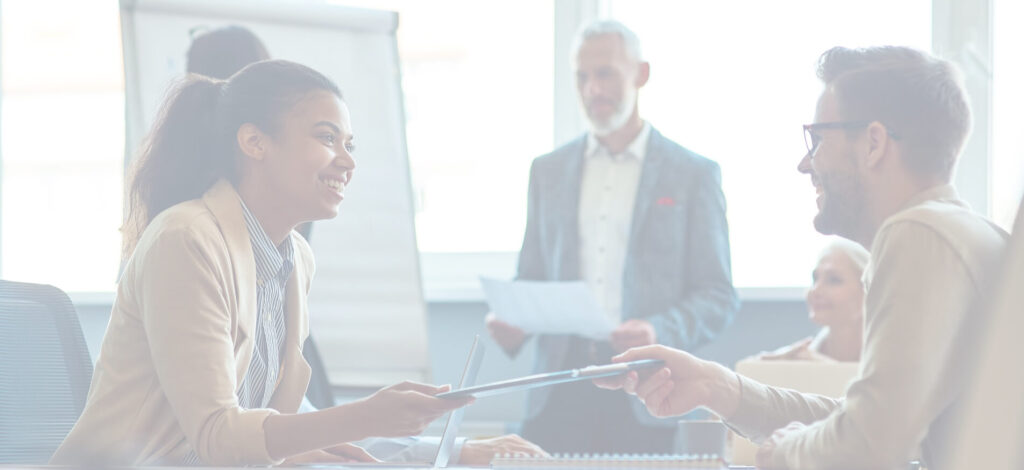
578;122;651;325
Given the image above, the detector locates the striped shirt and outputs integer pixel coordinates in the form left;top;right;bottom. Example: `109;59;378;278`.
183;200;294;465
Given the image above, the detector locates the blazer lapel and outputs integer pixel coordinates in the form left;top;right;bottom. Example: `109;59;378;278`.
202;180;258;363
556;137;586;280
628;128;667;252
201;180;311;412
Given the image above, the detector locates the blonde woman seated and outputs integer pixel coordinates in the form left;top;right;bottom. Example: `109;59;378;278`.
759;239;869;362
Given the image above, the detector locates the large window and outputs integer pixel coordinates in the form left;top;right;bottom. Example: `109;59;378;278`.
607;0;932;288
331;0;554;254
3;1;1014;297
993;0;1024;230
1;0;124;292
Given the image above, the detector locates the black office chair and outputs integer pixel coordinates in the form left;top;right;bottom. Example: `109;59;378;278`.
0;280;93;463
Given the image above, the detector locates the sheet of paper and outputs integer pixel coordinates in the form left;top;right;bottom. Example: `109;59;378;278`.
479;277;614;340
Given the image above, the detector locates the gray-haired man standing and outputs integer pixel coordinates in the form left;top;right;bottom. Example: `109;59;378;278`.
487;20;739;453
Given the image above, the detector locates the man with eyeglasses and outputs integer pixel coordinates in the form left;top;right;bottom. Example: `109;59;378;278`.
485;19;739;453
598;46;1008;469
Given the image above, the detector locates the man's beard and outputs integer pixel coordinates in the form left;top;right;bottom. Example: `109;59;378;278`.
813;169;866;239
585;88;637;137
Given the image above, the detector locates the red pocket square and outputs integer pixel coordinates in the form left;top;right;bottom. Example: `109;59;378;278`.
656;197;676;206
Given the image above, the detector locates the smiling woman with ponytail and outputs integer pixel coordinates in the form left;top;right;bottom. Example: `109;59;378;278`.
51;60;472;467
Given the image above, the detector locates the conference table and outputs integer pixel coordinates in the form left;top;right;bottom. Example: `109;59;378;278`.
1;465;753;469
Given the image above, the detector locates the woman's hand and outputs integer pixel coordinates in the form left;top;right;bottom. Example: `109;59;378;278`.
757;337;812;360
758;338;834;362
459;435;549;465
264;382;472;461
355;381;473;438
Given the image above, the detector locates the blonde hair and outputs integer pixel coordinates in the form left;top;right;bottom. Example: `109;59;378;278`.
820;237;870;275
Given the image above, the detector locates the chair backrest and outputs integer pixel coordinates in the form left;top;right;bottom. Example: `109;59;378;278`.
0;280;92;464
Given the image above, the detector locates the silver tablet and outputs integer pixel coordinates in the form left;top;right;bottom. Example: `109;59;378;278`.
436;358;665;399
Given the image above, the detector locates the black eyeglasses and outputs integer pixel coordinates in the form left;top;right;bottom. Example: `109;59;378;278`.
802;121;902;156
802;121;873;156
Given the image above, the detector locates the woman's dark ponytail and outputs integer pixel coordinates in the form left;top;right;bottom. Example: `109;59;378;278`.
122;76;230;258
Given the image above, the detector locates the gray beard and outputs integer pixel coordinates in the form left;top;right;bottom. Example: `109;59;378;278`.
584;93;637;137
589;111;630;137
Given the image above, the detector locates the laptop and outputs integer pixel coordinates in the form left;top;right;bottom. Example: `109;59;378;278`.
432;335;484;467
305;335;485;468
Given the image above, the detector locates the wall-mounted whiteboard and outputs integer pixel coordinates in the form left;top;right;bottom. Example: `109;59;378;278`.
120;0;430;387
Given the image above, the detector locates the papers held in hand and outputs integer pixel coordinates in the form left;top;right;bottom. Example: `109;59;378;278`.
436;359;665;399
479;278;615;340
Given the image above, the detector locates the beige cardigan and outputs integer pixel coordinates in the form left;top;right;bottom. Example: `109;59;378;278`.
52;180;314;466
725;185;1007;470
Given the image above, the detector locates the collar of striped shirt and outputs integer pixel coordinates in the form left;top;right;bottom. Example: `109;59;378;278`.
237;198;295;283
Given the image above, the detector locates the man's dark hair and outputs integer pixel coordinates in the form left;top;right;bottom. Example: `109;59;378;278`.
817;46;971;180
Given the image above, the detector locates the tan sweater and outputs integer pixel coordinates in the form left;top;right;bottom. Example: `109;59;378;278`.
52;180;314;466
726;185;1007;470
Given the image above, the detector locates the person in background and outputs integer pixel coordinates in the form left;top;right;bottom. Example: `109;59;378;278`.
184;25;545;465
186;25;269;80
599;46;1007;470
758;238;868;362
487;19;739;454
